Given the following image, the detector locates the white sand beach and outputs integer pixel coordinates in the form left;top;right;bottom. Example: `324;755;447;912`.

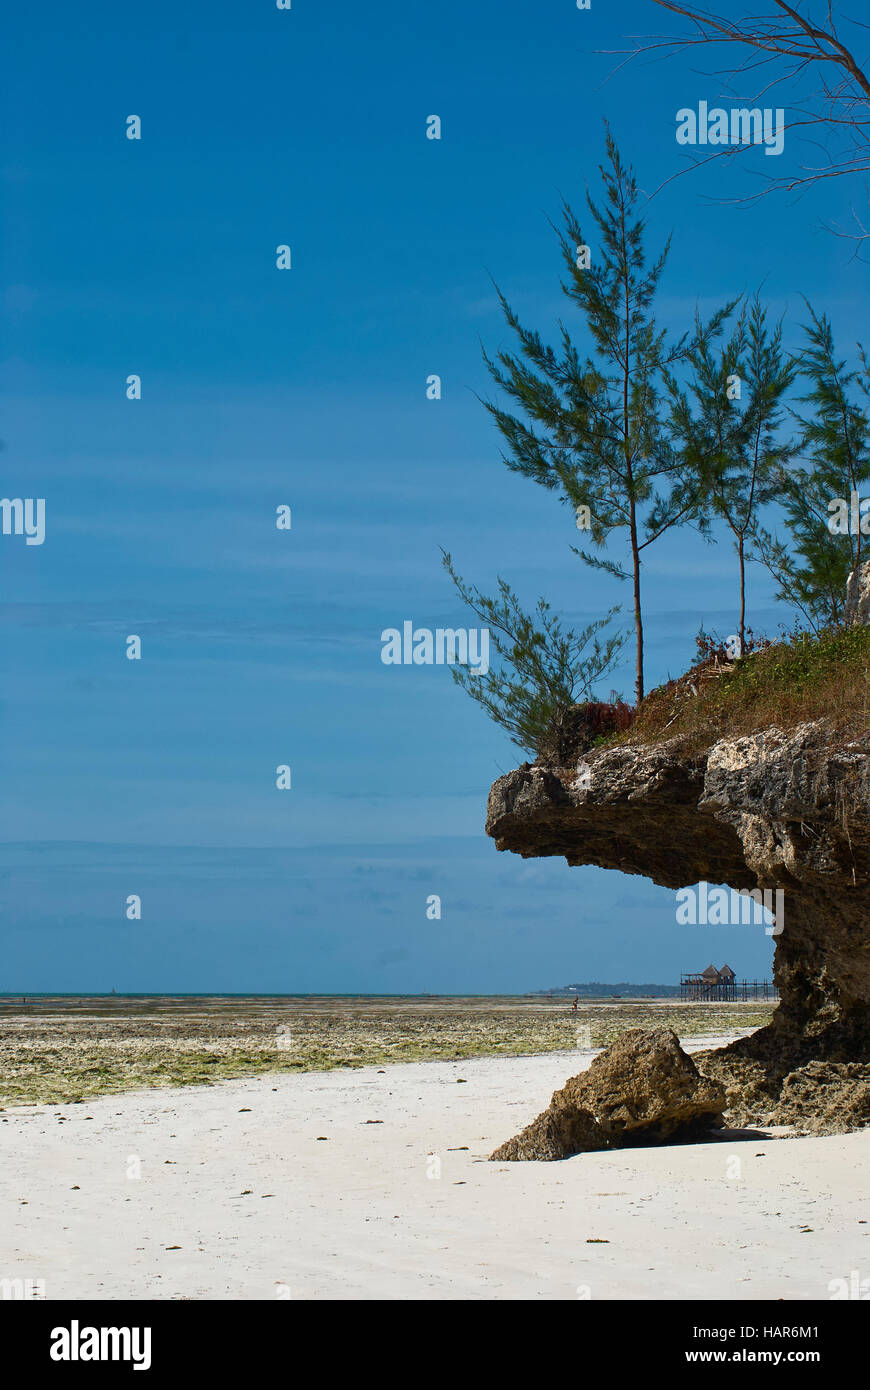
2;1039;867;1301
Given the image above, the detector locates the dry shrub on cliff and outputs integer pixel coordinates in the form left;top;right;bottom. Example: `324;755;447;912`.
617;624;870;751
537;699;636;764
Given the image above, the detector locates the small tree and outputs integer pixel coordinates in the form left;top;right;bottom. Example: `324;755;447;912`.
441;552;626;758
750;306;870;630
668;297;794;649
481;132;718;703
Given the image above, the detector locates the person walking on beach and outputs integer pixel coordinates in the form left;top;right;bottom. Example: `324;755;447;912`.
571;996;578;1012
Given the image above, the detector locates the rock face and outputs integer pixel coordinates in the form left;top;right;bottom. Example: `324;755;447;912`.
487;721;870;1132
845;557;870;626
770;1061;870;1134
490;1028;725;1160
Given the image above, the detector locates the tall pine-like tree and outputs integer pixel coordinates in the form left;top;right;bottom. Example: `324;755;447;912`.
480;132;720;702
751;307;870;631
668;297;794;649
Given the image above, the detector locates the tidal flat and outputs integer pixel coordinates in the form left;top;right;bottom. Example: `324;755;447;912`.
0;994;775;1107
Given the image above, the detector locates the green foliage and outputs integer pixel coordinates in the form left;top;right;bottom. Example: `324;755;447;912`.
717;622;870;708
441;551;626;755
751;306;870;632
621;621;870;751
668;296;794;642
480;129;710;701
444;136;870;759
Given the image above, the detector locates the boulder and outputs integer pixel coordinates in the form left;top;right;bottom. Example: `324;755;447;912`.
490;1027;725;1161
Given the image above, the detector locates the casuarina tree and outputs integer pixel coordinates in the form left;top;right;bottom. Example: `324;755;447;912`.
668;296;794;650
751;306;870;630
479;131;720;702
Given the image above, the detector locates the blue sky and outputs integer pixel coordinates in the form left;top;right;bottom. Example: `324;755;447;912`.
1;0;867;992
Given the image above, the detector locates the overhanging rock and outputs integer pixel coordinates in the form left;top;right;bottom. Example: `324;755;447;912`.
486;723;870;1130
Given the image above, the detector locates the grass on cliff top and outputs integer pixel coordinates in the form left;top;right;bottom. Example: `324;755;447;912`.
615;624;870;754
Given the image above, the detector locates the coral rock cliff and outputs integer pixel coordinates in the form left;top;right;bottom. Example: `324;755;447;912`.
486;720;870;1130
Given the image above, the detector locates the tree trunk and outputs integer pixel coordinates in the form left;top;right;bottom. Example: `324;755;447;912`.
738;533;746;651
629;500;644;704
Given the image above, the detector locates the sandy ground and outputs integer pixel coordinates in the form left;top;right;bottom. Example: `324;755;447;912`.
1;1036;867;1301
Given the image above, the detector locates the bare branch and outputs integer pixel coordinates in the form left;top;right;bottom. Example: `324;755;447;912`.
608;2;870;209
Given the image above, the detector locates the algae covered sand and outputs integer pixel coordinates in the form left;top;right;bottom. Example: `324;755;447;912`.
0;995;775;1107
